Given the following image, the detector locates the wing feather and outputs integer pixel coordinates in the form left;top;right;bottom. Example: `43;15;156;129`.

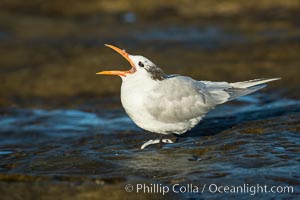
145;76;214;123
144;76;278;124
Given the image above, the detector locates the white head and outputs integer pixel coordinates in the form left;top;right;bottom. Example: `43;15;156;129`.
97;44;165;81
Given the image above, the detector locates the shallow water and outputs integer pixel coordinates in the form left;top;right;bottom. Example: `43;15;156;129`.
0;5;300;198
0;93;299;198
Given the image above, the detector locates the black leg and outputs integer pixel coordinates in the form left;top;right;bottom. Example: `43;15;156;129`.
158;135;163;148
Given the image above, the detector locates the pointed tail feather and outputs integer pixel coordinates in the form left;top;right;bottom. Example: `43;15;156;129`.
230;78;281;88
226;78;280;101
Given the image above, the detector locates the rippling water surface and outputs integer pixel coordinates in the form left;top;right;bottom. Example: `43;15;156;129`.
0;94;299;199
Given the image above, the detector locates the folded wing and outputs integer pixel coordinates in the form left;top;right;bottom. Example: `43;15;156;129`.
145;76;218;123
145;76;280;123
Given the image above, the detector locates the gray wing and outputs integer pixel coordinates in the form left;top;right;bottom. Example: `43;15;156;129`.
144;76;231;123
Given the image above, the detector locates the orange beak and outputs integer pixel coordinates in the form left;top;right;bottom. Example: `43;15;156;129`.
96;44;136;77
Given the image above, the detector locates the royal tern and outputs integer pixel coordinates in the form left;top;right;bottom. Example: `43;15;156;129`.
97;44;280;149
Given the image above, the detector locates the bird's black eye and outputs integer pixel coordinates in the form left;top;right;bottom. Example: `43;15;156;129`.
138;61;144;67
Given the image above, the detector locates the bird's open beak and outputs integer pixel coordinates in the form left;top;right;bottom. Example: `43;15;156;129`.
96;44;136;77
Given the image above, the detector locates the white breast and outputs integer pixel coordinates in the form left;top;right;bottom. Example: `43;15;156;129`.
120;75;206;135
